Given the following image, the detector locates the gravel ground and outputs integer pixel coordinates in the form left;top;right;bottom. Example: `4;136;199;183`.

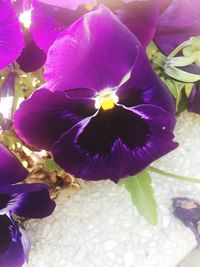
24;111;200;267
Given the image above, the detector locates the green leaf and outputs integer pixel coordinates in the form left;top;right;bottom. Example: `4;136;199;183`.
182;37;200;58
167;54;197;67
164;65;200;83
44;159;62;171
119;170;158;225
185;83;193;96
176;88;188;114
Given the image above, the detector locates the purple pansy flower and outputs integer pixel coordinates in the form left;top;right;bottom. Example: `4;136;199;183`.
14;5;178;182
31;0;160;53
0;0;24;70
0;143;55;267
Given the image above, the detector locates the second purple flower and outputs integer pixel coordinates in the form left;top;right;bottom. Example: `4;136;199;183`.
14;5;178;182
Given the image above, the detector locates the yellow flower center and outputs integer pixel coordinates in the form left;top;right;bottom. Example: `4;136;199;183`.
95;90;119;111
101;98;115;110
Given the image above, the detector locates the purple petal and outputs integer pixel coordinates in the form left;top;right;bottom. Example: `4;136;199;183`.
14;88;95;150
101;0;160;46
0;72;15;131
0;214;26;267
188;82;200;114
0;143;28;187
172;197;200;247
0;183;55;218
117;47;176;117
44;4;140;92
52;104;177;182
36;0;95;10
32;0;159;53
154;0;200;55
64;87;97;99
0;0;24;70
31;0;86;52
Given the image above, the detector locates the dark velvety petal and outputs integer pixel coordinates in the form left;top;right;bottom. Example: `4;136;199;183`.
17;39;46;72
117;47;176;118
0;0;24;70
0;72;14;132
188;82;200;114
16;29;46;72
0;183;55;218
0;214;26;267
44;4;140;92
172;197;200;247
0;143;28;187
31;0;86;52
14;88;95;150
154;0;200;55
52;104;177;182
100;0;159;46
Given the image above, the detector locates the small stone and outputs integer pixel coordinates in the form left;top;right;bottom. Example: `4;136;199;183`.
104;240;117;251
162;216;170;228
125;251;135;267
141;229;152;238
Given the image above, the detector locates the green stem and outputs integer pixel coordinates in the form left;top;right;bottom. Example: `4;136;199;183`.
149;166;200;184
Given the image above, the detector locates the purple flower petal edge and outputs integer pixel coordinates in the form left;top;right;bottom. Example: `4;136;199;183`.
0;143;28;187
188;82;200;115
0;214;26;267
0;0;24;70
173;197;200;247
0;183;56;218
44;4;140;92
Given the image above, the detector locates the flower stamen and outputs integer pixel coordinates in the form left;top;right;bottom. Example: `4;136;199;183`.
95;89;119;110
